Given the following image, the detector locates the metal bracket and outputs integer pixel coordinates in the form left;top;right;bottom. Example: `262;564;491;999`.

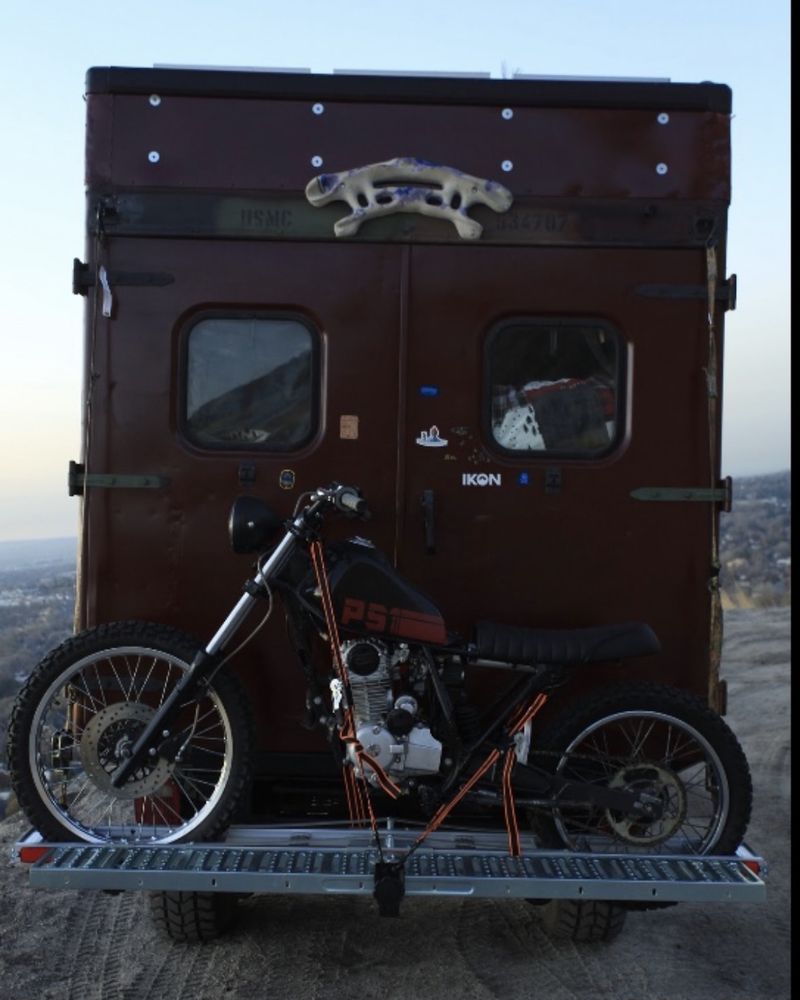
634;276;737;311
72;258;175;296
545;467;562;496
238;462;257;487
68;461;170;497
305;157;513;240
630;478;732;512
373;860;406;916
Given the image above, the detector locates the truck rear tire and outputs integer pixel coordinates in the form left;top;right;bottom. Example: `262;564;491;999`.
149;890;240;942
541;898;627;943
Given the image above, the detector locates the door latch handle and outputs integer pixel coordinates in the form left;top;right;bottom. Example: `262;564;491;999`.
421;489;436;555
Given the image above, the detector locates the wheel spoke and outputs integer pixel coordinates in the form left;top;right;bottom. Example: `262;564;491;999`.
90;663;110;708
148;795;176;830
135;656;158;703
105;656;128;699
158;663;174;707
170;773;202;815
123;654;142;702
179;772;219;790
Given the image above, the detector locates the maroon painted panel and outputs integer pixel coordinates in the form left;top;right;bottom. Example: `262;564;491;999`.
80;238;404;750
399;243;717;698
100;94;729;201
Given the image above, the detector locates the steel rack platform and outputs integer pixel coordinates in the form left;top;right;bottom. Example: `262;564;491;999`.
14;821;766;905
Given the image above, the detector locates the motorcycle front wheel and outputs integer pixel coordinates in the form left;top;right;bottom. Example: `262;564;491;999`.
529;682;752;856
8;621;253;845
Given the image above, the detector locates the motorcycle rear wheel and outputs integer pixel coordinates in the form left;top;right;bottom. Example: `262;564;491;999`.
529;682;752;856
8;621;253;845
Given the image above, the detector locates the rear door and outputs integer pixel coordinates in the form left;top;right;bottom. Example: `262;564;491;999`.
82;238;404;749
400;243;713;694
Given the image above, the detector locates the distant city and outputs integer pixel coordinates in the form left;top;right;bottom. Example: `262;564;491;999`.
718;471;791;608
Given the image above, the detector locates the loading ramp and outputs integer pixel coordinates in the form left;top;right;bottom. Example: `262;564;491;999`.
16;821;766;905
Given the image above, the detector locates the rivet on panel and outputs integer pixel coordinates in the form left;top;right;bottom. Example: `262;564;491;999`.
312;103;325;115
501;160;513;172
148;151;160;164
657;112;669;124
501;108;514;120
149;94;162;107
311;155;323;167
656;162;669;175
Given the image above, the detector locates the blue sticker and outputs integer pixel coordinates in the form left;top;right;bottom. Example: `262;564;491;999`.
518;472;530;486
419;385;440;397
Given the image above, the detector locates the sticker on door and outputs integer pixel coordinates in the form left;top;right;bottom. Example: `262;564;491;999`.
416;425;448;447
462;473;502;486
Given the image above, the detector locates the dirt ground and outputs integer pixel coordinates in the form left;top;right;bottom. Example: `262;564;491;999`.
0;607;790;1000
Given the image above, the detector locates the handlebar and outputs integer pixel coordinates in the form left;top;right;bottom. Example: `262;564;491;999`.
307;483;371;520
334;485;369;517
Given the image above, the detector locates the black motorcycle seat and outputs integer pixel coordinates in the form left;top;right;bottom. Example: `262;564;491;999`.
474;620;661;666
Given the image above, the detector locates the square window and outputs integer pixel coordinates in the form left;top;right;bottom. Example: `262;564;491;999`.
487;321;621;456
185;316;317;450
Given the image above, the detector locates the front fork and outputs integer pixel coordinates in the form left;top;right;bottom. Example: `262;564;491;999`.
111;530;299;788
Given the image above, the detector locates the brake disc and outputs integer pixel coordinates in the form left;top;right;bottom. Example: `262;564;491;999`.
79;702;174;800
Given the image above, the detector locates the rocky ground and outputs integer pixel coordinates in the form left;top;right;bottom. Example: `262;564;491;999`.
0;607;790;1000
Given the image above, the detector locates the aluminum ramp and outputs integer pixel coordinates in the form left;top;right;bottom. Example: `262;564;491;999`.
17;823;766;904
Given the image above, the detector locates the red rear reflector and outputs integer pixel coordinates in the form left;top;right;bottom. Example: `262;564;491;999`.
19;846;51;864
742;859;761;875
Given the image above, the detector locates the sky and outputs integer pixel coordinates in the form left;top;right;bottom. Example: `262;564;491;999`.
0;0;790;541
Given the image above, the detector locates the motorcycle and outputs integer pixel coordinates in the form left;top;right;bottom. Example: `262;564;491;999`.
8;483;752;862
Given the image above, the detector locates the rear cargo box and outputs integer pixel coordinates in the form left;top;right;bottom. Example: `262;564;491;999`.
73;68;734;772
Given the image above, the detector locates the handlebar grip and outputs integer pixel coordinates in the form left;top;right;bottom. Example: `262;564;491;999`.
337;487;370;518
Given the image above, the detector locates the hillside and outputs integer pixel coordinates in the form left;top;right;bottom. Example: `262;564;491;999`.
719;470;791;607
0;562;76;815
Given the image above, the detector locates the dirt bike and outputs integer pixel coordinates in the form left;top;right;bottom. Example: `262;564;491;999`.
8;483;752;866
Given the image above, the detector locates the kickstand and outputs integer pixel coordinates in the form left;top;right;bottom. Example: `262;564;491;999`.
373;861;405;917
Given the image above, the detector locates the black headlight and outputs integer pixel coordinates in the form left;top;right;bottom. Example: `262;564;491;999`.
228;495;283;554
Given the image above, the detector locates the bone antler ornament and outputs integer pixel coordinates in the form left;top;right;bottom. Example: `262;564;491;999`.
305;157;513;240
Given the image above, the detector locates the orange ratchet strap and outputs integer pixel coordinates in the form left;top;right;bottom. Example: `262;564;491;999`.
412;692;549;858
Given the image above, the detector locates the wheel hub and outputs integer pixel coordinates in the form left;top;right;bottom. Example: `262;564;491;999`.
606;763;687;845
79;702;174;800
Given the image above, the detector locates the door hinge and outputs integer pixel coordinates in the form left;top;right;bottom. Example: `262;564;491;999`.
68;461;170;496
630;478;732;512
421;489;436;554
72;258;175;296
634;276;736;311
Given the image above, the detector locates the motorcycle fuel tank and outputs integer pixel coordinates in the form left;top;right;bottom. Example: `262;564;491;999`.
328;539;448;645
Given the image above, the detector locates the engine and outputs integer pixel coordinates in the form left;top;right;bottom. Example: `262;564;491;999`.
339;639;443;787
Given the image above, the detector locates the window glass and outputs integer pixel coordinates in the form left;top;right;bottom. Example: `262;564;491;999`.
488;321;620;455
185;316;316;450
